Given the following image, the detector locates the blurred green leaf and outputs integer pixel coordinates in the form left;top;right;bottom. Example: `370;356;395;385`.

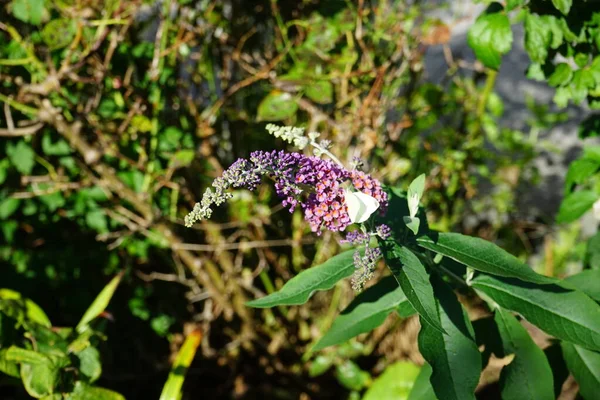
85;209;108;233
335;360;371;391
42;19;75;50
11;0;46;25
159;330;202;400
305;81;333;104
557;191;598;223
564;159;600;193
0;348;20;378
564;270;600;301
247;249;360;307
257;91;298;121
363;361;421;400
0;289;52;327
524;13;552;64
76;273;123;333
5;346;52;365
169;150;195;168
0;198;20;220
77;346;102;383
587;232;600;269
69;381;126;400
407;363;436;400
467;11;512;70
551;0;572;15
42;134;71;156
309;354;334;377
21;362;59;398
548;63;573;87
7;141;35;175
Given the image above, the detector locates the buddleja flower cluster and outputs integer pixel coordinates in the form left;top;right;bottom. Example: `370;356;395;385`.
185;125;391;291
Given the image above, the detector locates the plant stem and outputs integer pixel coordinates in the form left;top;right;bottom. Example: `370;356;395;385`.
476;69;498;118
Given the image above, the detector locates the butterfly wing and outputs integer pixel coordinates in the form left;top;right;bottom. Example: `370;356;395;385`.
345;190;380;224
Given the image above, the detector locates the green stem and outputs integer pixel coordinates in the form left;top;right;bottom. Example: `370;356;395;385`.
0;93;38;116
476;69;498;118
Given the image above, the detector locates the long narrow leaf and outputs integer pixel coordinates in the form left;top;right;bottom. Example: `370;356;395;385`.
382;244;444;334
417;276;480;400
417;233;554;284
561;341;600;400
313;276;413;350
159;330;203;400
472;275;600;351
76;272;123;333
247;249;360;308
494;309;554;400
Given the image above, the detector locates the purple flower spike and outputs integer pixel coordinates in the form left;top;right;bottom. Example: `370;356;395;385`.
185;150;388;236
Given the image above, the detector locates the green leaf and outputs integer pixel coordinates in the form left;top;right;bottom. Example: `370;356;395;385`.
313;276;414;350
586;232;600;269
335;360;371;391
41;19;75;50
561;342;600;400
168;150;195;168
0;348;20;378
551;0;572;15
548;63;573;87
305;81;333;104
363;361;421;400
159;330;202;400
565;159;600;192
571;69;595;104
0;198;20;220
417;276;480;400
0;289;52;327
404;216;420;236
308;354;334;377
76;273;123;333
85;209;108;233
557;191;598;223
77;346;102;383
257;91;298;121
382;244;444;334
467;11;513;70
407;363;437;400
69;381;126;400
584;145;600;162
564;270;600;301
524;13;551;63
21;362;59;398
472;275;600;351
247;249;360;307
407;174;426;218
5;346;52;365
11;0;46;25
7;140;35;175
494;309;554;400
417;232;554;284
42;134;72;156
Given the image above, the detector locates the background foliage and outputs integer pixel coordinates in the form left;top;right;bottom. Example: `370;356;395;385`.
0;0;598;398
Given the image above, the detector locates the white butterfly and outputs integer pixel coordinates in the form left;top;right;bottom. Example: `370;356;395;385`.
344;189;380;224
